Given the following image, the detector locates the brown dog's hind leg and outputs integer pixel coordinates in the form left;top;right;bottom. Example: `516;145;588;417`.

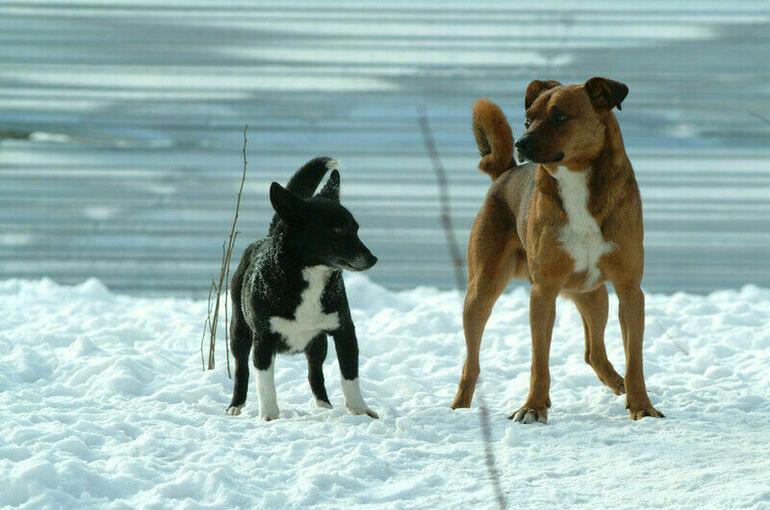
569;285;625;395
451;198;522;409
616;284;664;420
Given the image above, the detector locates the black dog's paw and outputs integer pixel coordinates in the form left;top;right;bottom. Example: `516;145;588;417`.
315;399;333;409
348;406;379;419
225;405;244;416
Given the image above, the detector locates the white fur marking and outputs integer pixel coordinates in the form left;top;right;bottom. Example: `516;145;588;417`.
269;265;339;352
552;166;614;288
225;405;244;416
326;159;342;171
341;377;368;414
257;357;280;421
315;399;332;409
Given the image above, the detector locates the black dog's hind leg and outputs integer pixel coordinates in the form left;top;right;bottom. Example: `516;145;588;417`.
226;251;252;416
305;335;331;409
331;310;378;419
226;308;252;415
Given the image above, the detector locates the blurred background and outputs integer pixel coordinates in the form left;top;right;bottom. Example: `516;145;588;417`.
1;0;769;297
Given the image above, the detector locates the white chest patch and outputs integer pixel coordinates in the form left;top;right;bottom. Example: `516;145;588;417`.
269;265;339;352
552;166;614;288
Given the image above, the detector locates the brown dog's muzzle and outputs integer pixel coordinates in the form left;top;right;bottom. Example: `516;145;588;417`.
515;132;563;164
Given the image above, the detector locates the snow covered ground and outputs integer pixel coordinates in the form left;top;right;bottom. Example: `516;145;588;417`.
1;276;769;508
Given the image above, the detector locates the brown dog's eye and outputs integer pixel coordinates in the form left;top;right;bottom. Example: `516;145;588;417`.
552;112;569;124
524;116;531;129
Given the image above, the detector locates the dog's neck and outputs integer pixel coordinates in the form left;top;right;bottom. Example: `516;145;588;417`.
536;113;633;219
597;112;631;172
268;224;331;274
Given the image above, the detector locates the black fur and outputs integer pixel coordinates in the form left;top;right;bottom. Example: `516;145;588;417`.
227;157;377;416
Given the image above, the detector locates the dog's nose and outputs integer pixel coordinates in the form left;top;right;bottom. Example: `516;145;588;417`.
515;134;534;155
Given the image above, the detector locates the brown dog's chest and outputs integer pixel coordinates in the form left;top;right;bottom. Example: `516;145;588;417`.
526;166;615;290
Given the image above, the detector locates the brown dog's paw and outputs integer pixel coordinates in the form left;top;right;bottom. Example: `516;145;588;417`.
609;376;626;396
450;386;474;409
509;405;548;424
450;395;471;409
627;402;664;420
592;365;625;395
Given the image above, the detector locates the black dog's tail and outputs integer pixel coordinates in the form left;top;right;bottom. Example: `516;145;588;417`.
286;156;338;198
268;156;338;232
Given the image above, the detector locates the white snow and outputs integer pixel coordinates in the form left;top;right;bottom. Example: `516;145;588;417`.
1;276;769;508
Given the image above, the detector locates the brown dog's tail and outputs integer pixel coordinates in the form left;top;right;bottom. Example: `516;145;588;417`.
472;98;515;180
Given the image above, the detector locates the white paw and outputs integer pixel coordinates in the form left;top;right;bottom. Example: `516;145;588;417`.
347;405;379;419
341;378;376;418
315;399;333;409
225;405;244;416
259;403;280;421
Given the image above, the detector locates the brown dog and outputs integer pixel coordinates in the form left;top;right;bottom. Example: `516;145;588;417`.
450;77;663;422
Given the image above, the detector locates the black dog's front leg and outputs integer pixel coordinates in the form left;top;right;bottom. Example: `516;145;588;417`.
331;315;378;419
253;337;279;421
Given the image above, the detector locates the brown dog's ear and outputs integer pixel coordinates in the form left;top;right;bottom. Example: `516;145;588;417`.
525;80;562;109
584;77;628;111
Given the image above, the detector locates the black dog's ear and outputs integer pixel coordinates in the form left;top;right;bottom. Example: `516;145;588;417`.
316;169;340;201
270;182;305;224
525;80;562;110
584;77;628;111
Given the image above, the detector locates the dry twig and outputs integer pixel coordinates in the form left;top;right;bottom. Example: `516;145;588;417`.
748;110;770;125
201;125;248;377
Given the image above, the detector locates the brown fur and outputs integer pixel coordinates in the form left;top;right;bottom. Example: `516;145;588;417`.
472;99;515;179
451;77;663;422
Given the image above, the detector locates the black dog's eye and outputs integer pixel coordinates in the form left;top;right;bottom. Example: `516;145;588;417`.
552;112;569;124
332;225;345;234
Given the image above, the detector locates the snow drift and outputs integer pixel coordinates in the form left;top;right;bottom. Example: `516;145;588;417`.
1;277;768;508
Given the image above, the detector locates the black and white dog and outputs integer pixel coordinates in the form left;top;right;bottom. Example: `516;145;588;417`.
226;157;379;420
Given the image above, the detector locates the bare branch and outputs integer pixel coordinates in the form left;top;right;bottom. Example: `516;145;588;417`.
653;317;689;356
748;110;770;124
204;125;248;377
201;278;216;371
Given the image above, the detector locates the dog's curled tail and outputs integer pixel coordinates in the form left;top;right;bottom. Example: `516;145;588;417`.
472;98;515;180
285;156;338;198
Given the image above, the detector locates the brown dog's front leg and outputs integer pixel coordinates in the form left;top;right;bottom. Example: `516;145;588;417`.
616;284;664;420
511;283;557;424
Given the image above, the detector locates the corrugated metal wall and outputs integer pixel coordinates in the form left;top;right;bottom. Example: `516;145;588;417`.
1;1;769;296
